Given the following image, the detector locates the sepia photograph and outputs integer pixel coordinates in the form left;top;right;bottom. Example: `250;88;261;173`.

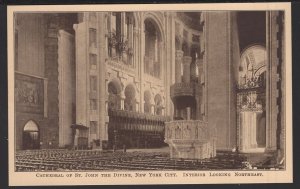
7;3;292;185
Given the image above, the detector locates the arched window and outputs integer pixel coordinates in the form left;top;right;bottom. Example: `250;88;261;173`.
144;90;152;114
108;12;135;65
108;79;122;110
239;46;266;88
144;18;162;78
124;84;136;111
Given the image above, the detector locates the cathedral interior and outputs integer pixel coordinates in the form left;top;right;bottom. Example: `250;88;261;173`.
14;11;285;170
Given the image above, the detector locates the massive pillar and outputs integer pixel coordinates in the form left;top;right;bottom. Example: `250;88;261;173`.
205;12;240;151
74;12;107;149
98;13;108;149
58;30;75;147
266;11;285;161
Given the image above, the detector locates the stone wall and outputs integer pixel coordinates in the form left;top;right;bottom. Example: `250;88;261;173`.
15;13;77;149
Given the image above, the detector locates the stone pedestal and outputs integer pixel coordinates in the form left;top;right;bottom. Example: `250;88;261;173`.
165;120;216;159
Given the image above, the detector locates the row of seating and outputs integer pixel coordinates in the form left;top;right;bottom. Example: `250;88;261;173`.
15;149;277;171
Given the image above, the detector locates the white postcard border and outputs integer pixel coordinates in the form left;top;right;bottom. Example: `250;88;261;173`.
7;3;293;186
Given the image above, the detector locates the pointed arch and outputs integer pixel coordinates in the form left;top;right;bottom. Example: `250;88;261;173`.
124;83;136;111
23;120;40;150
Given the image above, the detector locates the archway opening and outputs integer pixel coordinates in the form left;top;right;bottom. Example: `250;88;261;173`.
154;94;163;115
237;45;266;153
108;79;122;110
124;84;136;111
144;18;162;78
23;120;40;150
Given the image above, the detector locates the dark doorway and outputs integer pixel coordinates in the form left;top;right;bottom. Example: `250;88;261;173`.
23;120;40;150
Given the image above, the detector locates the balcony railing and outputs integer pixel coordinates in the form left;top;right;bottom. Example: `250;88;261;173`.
170;82;201;99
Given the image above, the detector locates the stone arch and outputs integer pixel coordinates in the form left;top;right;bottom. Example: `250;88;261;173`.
124;83;136;111
239;45;266;86
144;17;164;78
107;78;122;95
107;78;122;110
154;94;163;115
23;120;40;150
143;12;166;44
237;44;267;152
240;43;266;57
24;120;39;132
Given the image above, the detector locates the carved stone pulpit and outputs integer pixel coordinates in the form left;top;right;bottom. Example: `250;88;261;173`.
165;120;216;159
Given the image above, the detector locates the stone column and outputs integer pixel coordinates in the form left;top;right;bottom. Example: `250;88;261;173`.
150;98;155;115
121;12;126;38
98;13;108;147
240;111;259;151
133;28;139;68
128;18;134;65
195;58;202;120
120;92;125;110
266;11;280;152
250;112;258;149
187;107;191;120
175;50;184;83
128;18;134;48
239;112;245;151
182;56;192;83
